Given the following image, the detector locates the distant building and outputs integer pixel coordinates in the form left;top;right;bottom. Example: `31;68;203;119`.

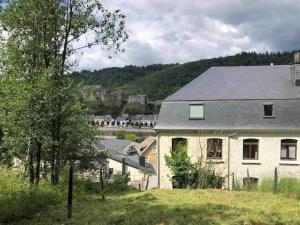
128;95;147;105
140;137;157;171
94;139;156;189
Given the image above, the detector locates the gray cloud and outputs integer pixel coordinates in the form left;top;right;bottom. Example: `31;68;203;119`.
74;0;300;70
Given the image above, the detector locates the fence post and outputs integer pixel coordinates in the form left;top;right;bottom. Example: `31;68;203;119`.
231;172;235;191
273;167;278;194
67;165;73;219
246;168;250;191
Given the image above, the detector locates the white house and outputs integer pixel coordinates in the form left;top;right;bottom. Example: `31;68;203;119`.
94;139;155;188
156;53;300;189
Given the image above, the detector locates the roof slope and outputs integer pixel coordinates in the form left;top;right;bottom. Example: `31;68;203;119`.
166;66;300;101
156;65;300;131
140;136;156;155
94;139;155;174
156;100;300;131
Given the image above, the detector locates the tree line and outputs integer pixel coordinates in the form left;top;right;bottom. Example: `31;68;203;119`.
72;51;296;101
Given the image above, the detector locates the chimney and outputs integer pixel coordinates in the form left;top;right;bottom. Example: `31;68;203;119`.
139;156;146;167
291;52;300;86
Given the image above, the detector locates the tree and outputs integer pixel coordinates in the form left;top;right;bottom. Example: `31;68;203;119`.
0;0;128;185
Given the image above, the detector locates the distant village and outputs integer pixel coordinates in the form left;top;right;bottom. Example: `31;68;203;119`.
85;85;160;128
88;113;158;128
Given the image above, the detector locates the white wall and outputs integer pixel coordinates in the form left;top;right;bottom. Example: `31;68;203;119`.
107;159;144;181
158;131;300;189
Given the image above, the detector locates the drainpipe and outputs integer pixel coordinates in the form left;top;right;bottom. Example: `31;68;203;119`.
227;132;237;190
157;131;161;188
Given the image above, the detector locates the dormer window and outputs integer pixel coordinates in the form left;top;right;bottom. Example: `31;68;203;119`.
263;103;274;118
189;104;204;119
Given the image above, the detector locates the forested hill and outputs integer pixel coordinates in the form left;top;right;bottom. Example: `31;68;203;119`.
71;51;295;100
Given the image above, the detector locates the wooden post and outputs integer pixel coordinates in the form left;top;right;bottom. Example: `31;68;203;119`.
145;174;150;190
138;183;141;191
232;172;235;191
246;168;250;191
122;158;126;175
273;167;278;194
67;165;73;219
99;169;105;201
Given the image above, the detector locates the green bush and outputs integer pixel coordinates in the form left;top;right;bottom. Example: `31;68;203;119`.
110;172;131;192
165;144;225;189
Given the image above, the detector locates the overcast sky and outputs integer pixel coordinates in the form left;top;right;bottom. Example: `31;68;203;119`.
75;0;300;70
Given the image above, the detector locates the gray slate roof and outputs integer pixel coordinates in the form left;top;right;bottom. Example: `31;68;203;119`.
156;65;300;131
166;66;300;101
94;139;156;174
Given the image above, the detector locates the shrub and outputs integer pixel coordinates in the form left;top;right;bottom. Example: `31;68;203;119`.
110;172;131;192
165;144;225;189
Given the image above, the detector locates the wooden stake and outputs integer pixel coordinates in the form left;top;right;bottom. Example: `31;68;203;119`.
67;165;73;219
232;172;235;191
273;167;278;194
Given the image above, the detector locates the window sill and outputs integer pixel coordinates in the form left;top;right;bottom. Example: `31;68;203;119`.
206;160;225;164
279;161;299;166
263;116;275;119
242;160;261;165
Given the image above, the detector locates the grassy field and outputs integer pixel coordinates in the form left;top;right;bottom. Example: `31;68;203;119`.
8;189;300;225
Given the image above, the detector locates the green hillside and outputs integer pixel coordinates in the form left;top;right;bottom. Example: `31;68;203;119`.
72;51;294;101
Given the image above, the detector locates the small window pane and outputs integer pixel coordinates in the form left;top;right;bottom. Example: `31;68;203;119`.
281;146;287;158
264;104;274;117
243;145;250;159
289;146;296;159
190;105;204;119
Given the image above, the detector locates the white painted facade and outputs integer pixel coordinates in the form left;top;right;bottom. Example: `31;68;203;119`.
158;130;300;189
107;159;144;181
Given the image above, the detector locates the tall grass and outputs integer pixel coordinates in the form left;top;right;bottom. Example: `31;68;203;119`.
0;167;64;224
234;176;300;197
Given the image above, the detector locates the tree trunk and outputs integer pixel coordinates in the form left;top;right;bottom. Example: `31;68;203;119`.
35;140;42;185
28;147;35;185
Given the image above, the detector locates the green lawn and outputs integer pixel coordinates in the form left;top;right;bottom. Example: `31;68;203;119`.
11;189;300;225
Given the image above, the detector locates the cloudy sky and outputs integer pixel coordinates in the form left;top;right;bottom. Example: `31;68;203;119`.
75;0;300;70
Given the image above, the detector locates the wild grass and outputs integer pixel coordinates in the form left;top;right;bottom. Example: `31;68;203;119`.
3;166;300;225
235;177;300;197
0;167;65;224
14;189;300;225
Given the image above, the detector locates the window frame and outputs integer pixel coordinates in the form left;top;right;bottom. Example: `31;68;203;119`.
280;139;297;161
263;103;275;118
189;104;205;120
207;138;223;159
152;146;157;153
243;139;259;160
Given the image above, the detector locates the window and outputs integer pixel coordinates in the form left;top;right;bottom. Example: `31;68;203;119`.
152;146;157;153
207;138;222;159
281;139;297;160
243;139;259;160
189;104;204;119
172;138;187;152
145;157;149;163
263;104;274;117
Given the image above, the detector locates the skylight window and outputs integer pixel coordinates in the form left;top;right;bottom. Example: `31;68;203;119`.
263;104;274;118
189;104;204;119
